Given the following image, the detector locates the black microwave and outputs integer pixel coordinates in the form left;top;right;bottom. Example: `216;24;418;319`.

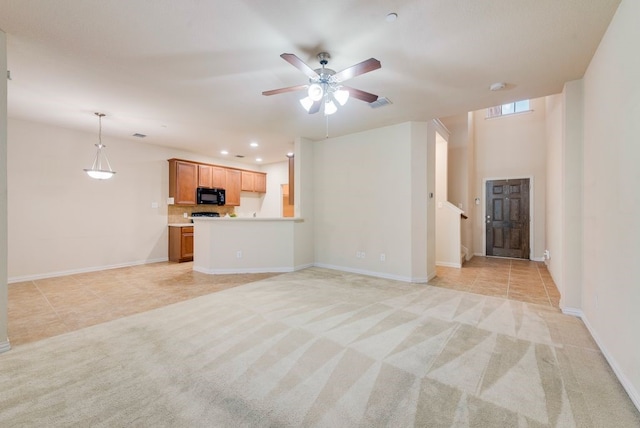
196;187;225;205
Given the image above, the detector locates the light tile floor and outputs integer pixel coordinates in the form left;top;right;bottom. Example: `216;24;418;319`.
428;256;561;307
8;262;277;347
8;257;560;347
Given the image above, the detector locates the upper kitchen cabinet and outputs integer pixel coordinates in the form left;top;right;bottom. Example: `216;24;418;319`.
198;164;226;189
168;158;264;206
241;171;267;193
169;159;198;205
225;169;242;206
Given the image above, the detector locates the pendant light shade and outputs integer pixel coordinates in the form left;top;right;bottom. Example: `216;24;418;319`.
84;112;116;180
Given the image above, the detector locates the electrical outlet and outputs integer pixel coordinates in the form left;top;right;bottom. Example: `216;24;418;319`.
380;253;386;262
183;212;188;218
236;250;242;259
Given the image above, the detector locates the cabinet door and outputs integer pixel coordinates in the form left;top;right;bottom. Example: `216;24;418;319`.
225;169;241;206
241;171;255;191
169;160;198;205
198;165;213;188
254;173;267;193
212;167;226;188
181;227;194;260
169;226;194;262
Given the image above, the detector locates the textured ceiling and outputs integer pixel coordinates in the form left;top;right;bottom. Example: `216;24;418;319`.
0;0;621;164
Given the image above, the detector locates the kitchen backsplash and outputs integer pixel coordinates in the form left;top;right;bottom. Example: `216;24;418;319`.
167;205;235;224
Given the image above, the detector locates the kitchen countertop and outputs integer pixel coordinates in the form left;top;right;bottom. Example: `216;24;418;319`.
168;223;193;227
190;217;303;222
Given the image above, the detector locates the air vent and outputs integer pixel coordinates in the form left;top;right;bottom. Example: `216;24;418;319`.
132;133;147;138
369;97;392;109
235;155;245;158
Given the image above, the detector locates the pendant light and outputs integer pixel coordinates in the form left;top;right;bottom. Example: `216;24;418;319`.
84;112;116;180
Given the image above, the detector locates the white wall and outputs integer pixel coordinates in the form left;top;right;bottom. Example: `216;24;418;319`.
545;82;584;311
0;29;9;352
312;122;431;282
544;93;564;294
6;118;261;281
441;113;474;256
581;0;640;407
246;160;288;218
472;98;548;259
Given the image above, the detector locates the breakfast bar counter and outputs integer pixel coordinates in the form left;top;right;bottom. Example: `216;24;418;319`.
191;217;307;274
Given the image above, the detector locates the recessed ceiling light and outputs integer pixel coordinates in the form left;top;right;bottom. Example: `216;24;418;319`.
386;12;398;23
490;82;506;91
250;142;259;148
256;158;262;162
220;150;229;155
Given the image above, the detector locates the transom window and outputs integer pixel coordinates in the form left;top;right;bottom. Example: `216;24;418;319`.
487;99;531;118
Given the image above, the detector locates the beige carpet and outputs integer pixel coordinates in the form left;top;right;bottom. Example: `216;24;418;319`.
1;267;638;427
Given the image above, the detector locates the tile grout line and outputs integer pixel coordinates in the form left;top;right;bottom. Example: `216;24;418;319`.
32;281;73;334
506;259;512;299
536;264;553;306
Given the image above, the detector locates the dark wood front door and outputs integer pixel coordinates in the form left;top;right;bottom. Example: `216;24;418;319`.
486;178;530;259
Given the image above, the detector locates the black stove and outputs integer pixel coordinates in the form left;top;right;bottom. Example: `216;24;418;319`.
191;212;220;218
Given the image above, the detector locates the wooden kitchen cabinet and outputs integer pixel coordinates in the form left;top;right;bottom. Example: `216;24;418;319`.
169;159;198;205
225;169;241;206
241;171;267;193
168;226;194;262
169;158;264;206
198;164;226;189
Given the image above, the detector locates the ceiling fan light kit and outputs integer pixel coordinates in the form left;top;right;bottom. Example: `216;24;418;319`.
263;52;381;117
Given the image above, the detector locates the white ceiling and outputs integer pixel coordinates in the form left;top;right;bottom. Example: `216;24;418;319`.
0;0;620;165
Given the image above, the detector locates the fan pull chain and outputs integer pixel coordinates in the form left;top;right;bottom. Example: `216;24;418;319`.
325;115;329;139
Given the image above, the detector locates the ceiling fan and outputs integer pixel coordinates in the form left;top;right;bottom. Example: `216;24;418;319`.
262;52;381;115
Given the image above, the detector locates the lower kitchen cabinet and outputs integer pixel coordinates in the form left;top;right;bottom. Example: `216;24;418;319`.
169;226;194;262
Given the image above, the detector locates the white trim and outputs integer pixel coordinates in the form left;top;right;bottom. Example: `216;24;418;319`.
560;307;583;318
436;261;462;268
193;266;295;275
313;263;425;283
580;314;640;412
0;339;10;354
192;263;314;275
8;257;168;283
482;176;535;259
485;109;535;120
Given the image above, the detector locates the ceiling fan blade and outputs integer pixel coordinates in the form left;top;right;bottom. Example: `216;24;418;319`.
333;58;381;82
262;84;308;96
308;99;322;114
281;53;319;79
342;86;379;103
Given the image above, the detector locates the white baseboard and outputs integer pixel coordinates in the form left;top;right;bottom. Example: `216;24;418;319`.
560;306;583;318
192;266;295;275
579;313;640;412
312;263;421;283
436;261;462;268
0;339;11;354
8;258;169;284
